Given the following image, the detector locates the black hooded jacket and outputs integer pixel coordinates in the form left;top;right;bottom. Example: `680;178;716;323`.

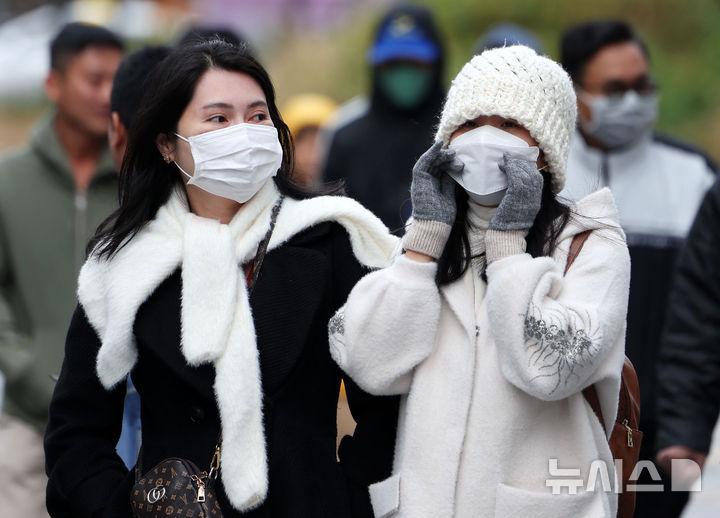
323;5;446;233
656;178;720;454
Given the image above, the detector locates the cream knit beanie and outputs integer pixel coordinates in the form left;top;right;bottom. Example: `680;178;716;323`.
436;45;576;193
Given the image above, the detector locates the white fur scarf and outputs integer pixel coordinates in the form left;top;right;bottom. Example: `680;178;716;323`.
77;179;398;511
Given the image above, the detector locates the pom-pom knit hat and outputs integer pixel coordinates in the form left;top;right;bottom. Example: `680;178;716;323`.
435;45;577;193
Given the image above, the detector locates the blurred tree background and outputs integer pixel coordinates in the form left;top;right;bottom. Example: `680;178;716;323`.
2;0;720;159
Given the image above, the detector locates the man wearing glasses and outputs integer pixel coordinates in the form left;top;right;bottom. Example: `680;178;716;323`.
560;20;716;518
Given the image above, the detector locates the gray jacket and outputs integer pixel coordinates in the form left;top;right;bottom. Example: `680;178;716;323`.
0;112;117;433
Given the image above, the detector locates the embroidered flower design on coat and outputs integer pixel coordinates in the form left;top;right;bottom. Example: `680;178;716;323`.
328;308;345;337
523;306;599;395
327;308;347;362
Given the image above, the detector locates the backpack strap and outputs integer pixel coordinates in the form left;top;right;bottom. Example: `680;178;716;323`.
563;229;642;518
563;230;606;429
564;230;592;275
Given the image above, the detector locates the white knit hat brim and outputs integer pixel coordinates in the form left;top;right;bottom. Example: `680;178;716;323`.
436;45;577;193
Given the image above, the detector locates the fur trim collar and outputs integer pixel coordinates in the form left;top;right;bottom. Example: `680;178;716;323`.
77;179;398;511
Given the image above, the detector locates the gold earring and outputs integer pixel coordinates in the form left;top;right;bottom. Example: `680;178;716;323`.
162;153;170;163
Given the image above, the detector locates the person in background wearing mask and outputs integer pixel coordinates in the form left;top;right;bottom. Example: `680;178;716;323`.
0;22;123;518
44;40;398;518
323;3;445;233
108;44;172;469
330;45;630;518
560;20;716;518
281;93;337;186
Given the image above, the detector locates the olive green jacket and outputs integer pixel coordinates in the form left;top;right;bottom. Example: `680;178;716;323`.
0;113;118;433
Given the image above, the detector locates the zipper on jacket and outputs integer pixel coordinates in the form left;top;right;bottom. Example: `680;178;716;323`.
601;152;610;187
74;192;87;272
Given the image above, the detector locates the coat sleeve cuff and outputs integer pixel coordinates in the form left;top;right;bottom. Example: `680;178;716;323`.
656;422;715;454
485;229;527;263
64;468;130;518
402;219;451;259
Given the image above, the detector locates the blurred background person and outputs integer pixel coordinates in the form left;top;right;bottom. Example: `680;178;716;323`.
323;3;446;233
281;93;337;186
108;44;171;469
0;21;123;518
560;19;716;518
109;45;170;175
655;178;720;508
472;21;544;54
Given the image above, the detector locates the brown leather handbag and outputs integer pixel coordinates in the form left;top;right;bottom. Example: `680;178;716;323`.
565;230;642;518
131;455;223;518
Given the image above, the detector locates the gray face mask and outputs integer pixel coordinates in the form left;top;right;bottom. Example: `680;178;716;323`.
580;90;658;149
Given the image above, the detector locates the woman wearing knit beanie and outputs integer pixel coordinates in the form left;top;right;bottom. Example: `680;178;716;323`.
330;45;630;517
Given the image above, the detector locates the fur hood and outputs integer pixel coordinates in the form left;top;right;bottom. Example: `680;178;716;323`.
77;179;398;511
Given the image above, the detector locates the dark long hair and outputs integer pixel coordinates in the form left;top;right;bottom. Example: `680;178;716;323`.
90;39;339;259
436;171;571;286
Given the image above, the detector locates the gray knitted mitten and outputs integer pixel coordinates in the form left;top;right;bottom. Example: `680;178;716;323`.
489;153;544;232
403;141;463;259
485;153;544;263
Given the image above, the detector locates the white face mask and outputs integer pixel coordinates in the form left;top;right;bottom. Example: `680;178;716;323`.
448;125;540;206
579;90;658;149
174;122;283;204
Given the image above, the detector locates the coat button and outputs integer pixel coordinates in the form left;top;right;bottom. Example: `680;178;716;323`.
190;407;205;423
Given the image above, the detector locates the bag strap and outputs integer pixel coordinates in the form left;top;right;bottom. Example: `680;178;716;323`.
564;230;591;275
562;230;607;430
246;195;284;294
134;195;285;482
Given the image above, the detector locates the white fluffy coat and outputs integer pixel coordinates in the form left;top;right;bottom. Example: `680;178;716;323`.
330;188;630;518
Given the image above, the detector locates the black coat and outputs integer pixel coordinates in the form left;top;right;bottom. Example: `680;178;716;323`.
656;179;720;454
44;222;399;518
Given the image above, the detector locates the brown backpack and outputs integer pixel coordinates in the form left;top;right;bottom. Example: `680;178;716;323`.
565;230;642;518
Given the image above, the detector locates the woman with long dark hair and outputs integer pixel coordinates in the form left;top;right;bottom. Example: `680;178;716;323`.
44;39;398;518
331;45;630;517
